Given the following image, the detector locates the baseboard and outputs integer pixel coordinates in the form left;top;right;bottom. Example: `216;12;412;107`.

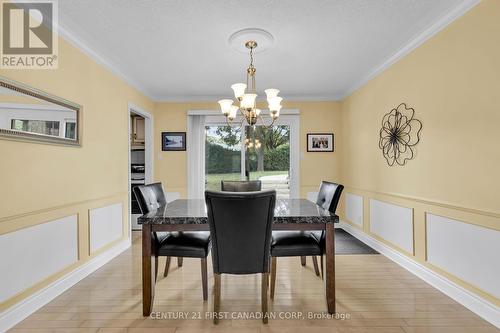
0;238;131;332
339;221;500;329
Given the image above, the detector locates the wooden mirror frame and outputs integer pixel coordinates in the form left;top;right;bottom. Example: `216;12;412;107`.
0;76;82;147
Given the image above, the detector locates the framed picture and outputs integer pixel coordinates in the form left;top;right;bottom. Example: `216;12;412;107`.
307;133;334;152
162;132;186;151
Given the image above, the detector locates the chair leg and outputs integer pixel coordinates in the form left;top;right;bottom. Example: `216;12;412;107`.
300;256;306;266
163;256;171;277
320;254;324;280
312;256;321;276
154;255;159;281
261;272;269;324
201;258;208;301
213;273;221;324
270;257;277;300
177;257;183;267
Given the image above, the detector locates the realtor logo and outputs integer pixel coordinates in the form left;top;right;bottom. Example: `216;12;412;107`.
1;0;58;69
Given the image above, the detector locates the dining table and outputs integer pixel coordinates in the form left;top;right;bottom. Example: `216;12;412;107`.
139;198;338;316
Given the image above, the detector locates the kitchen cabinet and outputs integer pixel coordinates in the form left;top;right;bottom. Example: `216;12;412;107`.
131;116;145;145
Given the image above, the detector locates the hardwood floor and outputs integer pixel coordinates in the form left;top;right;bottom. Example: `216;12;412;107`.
10;232;498;333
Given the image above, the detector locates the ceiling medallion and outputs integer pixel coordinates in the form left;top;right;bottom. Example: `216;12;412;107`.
228;28;274;54
218;39;282;128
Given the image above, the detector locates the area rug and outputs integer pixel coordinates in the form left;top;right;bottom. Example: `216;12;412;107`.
335;228;378;254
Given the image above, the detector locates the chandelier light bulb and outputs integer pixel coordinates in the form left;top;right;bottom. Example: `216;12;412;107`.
271;104;282;119
265;88;280;100
255;108;262;116
241;93;257;109
231;83;247;100
268;96;283;111
228;105;239;120
218;99;233;116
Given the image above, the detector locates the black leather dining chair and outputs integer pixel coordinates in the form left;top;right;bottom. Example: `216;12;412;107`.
205;190;276;324
269;181;344;299
133;182;211;300
220;180;262;192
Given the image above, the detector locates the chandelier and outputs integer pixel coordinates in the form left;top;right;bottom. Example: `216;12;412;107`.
218;40;283;127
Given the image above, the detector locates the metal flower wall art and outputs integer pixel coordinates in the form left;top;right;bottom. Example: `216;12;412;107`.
379;103;422;166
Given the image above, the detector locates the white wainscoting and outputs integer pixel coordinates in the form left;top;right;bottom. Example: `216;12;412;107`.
340;221;500;329
89;203;123;253
0;215;78;303
426;214;500;299
345;193;363;227
0;239;130;332
369;199;414;254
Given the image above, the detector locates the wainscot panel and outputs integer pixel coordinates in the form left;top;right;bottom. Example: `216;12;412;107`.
0;215;78;303
426;213;500;299
345;193;363;227
369;199;414;254
89;203;124;254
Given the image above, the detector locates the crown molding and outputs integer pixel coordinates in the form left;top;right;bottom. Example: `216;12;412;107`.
56;23;156;101
153;93;343;103
339;0;481;99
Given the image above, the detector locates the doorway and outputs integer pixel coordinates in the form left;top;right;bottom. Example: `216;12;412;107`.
128;104;153;231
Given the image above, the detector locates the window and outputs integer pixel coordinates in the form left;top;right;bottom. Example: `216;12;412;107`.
188;112;299;199
11;119;60;137
204;124;291;198
65;122;76;139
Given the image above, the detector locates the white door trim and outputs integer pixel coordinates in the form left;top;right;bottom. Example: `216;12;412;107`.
127;103;153;231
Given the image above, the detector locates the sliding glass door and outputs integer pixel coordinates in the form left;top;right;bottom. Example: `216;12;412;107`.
202;115;298;198
205;125;242;191
244;125;290;198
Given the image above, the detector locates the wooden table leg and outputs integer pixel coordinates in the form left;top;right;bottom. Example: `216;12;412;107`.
142;224;155;316
325;223;335;314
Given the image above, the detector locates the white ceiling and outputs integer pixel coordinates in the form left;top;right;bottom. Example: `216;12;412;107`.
58;0;478;101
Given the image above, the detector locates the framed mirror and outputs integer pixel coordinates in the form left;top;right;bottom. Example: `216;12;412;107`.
0;76;82;146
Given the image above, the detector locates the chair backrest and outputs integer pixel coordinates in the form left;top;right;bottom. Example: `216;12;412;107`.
221;180;262;192
133;182;167;215
316;181;344;214
205;190;276;274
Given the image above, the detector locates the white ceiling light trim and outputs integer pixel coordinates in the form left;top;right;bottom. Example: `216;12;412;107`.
228;28;274;54
339;0;481;99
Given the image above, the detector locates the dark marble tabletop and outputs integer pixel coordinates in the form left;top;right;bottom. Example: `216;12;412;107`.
138;199;338;225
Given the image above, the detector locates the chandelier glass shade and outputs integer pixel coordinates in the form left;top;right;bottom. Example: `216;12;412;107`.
218;41;282;127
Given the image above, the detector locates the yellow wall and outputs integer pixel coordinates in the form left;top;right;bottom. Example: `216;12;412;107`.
0;36;154;309
153;101;342;198
339;0;500;306
2;0;499;316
